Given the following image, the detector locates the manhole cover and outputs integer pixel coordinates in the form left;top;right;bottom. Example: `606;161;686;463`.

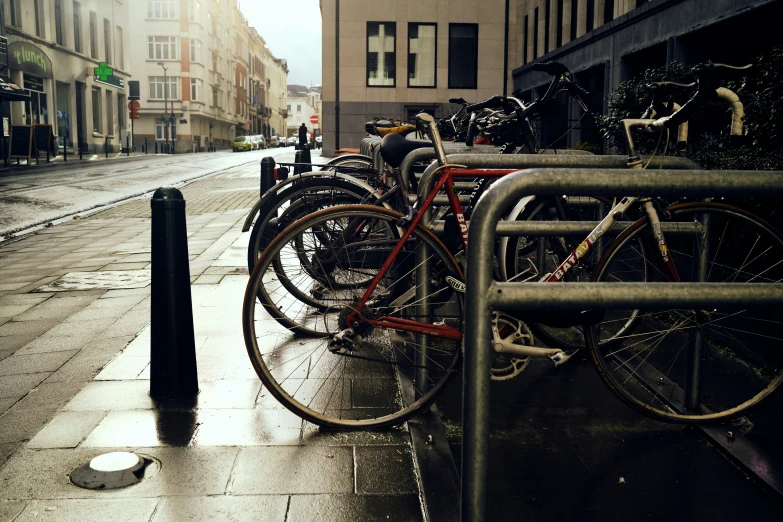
34;270;151;292
70;452;156;490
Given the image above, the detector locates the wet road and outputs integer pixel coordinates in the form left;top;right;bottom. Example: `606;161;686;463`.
0;148;297;236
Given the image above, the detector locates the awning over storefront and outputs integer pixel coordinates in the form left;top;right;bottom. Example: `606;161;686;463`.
0;74;30;102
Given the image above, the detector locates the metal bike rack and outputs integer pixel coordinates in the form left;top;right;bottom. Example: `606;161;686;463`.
411;156;701;400
461;168;783;522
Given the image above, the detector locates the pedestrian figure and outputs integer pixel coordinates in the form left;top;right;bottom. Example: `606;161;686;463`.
298;123;307;150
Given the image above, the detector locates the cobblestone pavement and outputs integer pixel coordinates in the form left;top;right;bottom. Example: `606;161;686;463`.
0;153;424;521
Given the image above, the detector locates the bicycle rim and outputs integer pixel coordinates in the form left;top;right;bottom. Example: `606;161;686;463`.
243;205;464;428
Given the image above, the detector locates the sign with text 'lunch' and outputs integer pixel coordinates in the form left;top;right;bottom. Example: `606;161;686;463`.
8;42;53;79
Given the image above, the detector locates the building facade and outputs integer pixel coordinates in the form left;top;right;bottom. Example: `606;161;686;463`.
286;84;320;139
1;0;131;154
128;0;287;152
320;0;517;155
248;28;289;140
511;0;782;151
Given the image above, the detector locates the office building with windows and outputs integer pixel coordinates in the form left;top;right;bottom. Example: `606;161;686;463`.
129;0;288;152
320;0;516;155
1;0;131;154
512;0;781;152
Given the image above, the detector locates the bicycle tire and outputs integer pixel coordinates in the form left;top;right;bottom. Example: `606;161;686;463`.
246;177;379;273
243;205;464;428
587;202;783;423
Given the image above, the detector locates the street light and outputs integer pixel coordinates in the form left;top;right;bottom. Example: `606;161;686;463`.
157;62;172;153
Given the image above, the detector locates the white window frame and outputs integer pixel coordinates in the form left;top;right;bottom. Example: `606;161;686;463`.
148;0;178;20
189;39;202;63
148;36;178;61
190;78;203;102
149;76;179;100
189;0;201;22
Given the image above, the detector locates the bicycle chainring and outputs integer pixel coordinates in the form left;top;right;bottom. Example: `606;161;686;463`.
491;311;535;381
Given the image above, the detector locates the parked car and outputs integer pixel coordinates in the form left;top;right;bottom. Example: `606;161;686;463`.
267;135;279;148
286;136;298;146
252;135;266;150
315;136;322;149
233;136;253;152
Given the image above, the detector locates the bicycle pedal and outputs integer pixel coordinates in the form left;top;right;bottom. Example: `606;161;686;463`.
549;350;578;366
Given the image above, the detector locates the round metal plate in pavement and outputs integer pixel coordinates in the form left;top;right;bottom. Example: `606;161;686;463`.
70;452;152;490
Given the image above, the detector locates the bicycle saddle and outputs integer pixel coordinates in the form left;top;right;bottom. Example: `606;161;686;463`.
379;133;432;168
376;124;417;137
365;119;398;136
532;61;570;76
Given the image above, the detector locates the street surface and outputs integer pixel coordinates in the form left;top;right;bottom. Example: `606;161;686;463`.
0;148;298;236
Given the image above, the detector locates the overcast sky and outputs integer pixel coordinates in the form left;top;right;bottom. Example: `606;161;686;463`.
241;0;323;87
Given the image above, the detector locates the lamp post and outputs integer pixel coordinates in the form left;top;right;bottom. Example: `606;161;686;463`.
157;62;170;153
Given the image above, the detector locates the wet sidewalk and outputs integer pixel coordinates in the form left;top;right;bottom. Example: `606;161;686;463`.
0;156;424;521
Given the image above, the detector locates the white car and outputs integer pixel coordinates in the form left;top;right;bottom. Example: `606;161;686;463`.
286;136;298;146
315;136;322;149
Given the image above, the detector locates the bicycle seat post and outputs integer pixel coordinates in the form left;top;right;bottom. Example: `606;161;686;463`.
416;112;448;166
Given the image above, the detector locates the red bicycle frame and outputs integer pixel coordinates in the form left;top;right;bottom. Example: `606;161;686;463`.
346;167;516;340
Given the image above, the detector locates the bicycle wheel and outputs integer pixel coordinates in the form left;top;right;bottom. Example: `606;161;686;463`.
247;177;379;273
587;202;783;423
243;205;464;428
504;196;641;351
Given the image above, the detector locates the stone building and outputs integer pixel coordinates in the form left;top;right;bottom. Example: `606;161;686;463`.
128;0;287;152
512;0;782;151
249;27;289;140
286;84;320;139
1;0;131;155
320;0;517;155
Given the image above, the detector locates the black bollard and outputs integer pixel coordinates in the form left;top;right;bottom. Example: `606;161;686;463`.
127;135;130;156
155;142;159;154
79;143;83;160
150;188;199;398
105;136;108;158
294;149;302;174
300;146;312;167
261;157;275;198
145;137;148;154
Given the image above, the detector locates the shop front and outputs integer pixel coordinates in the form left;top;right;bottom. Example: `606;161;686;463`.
7;41;53;129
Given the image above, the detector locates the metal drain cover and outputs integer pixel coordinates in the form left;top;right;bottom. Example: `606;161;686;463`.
71;452;148;490
35;270;151;292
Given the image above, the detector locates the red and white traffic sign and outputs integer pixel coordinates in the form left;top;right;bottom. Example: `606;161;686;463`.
309;115;319;125
128;100;140;111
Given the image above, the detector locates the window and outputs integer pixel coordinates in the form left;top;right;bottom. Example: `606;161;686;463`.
149;76;179;100
148;0;178;19
448;24;478;89
557;0;564;47
189;39;202;63
73;2;82;53
534;8;539;58
545;1;551;54
55;0;64;45
211;86;218;108
586;0;595;32
34;0;42;36
116;27;124;69
524;15;529;63
605;0;615;24
105;91;113;136
191;78;203;102
570;0;578;41
296;104;301;112
287;104;291;111
92;87;101;133
367;22;396;87
148;37;179;60
189;0;201;22
408;23;436;88
9;0;20;27
104;19;112;64
89;11;98;59
156;123;176;140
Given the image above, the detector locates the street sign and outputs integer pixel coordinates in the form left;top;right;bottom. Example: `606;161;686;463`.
128;100;140;110
128;81;140;100
309;115;319;125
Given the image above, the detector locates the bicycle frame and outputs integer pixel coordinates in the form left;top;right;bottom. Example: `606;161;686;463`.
345;168;683;341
